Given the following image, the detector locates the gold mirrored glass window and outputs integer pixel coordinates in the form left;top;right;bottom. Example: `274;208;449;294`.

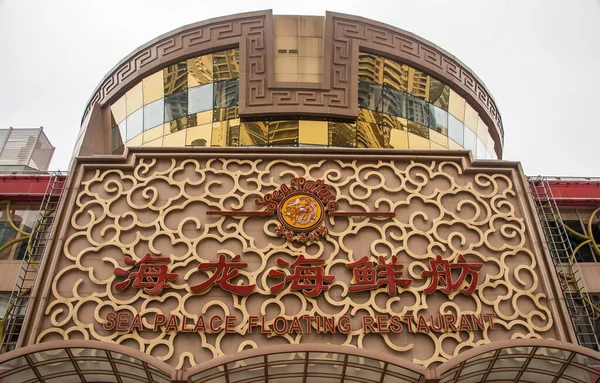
213;106;238;123
448;89;466;122
213;49;239;81
389;128;408;149
407;67;429;100
358;53;383;84
269;120;298;146
110;95;127;124
464;104;478;132
357;120;387;148
186;124;212;147
407;121;428;139
143;71;164;105
428;77;449;110
125;83;143;115
190;111;213;127
163;129;186;146
430;129;448;148
164;61;187;96
126;132;143;147
143;124;164;143
383;59;408;91
477;116;488;142
239;121;268;146
188;55;213;87
407;132;430;149
329;122;356;147
299;120;328;145
211;119;240;147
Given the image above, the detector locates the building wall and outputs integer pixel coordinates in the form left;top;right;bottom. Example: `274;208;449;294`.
23;148;569;369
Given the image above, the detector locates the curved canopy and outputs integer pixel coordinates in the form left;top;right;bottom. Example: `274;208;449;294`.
0;339;599;382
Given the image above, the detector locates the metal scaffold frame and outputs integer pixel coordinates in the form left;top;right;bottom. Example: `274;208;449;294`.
528;176;600;351
0;171;67;353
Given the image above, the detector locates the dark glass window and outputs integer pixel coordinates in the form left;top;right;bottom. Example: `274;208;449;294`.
164;91;188;122
358;82;382;112
382;86;406;118
214;80;238;109
0;221;19;260
406;94;432;128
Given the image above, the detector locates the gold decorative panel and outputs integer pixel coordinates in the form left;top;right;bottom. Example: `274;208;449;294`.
34;150;557;369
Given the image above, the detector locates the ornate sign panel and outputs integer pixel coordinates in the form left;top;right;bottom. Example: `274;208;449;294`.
31;150;559;369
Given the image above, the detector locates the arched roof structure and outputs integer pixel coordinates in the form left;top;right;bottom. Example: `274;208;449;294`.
1;339;599;382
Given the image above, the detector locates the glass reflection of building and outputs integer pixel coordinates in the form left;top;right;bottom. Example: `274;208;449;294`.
109;49;499;160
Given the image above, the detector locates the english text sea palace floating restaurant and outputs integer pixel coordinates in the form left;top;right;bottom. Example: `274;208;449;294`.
1;10;600;383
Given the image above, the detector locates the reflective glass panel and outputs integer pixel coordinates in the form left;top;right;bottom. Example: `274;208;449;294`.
189;83;213;114
143;124;163;144
269;120;298;146
212;119;240;146
126;108;143;140
188;55;213;87
143;98;164;131
214;79;238;109
240;121;268;146
477;116;488;141
165;116;188;134
126;82;143;115
358;53;383;84
448;114;464;146
382;86;406;118
428;77;449;110
389;128;408;148
429;104;448;136
408;132;430;149
213;49;239;81
408;121;428;139
299;120;328;145
164;61;187;96
358;82;382;112
329;122;356;147
406;95;432;127
110;95;127;124
448;89;466;121
463;125;477;155
163;129;186;146
186;124;212;147
143;70;164;105
213;107;238;122
189;111;213;127
383;59;408;91
464;103;478;132
430;129;448;148
357;120;386;148
164;91;188;122
407;67;429;100
127;131;143;147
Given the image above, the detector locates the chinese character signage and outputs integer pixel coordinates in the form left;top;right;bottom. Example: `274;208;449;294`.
34;153;557;368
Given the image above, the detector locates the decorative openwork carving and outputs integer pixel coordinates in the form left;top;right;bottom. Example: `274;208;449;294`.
36;152;553;368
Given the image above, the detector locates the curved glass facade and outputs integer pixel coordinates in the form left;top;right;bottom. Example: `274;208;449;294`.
109;50;498;159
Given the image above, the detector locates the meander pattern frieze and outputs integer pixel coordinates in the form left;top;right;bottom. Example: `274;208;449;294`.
38;156;551;368
81;11;503;142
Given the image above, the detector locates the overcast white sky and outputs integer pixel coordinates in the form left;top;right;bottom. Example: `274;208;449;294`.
0;0;599;176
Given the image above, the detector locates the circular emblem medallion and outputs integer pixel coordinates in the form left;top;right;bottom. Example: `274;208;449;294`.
278;193;324;232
